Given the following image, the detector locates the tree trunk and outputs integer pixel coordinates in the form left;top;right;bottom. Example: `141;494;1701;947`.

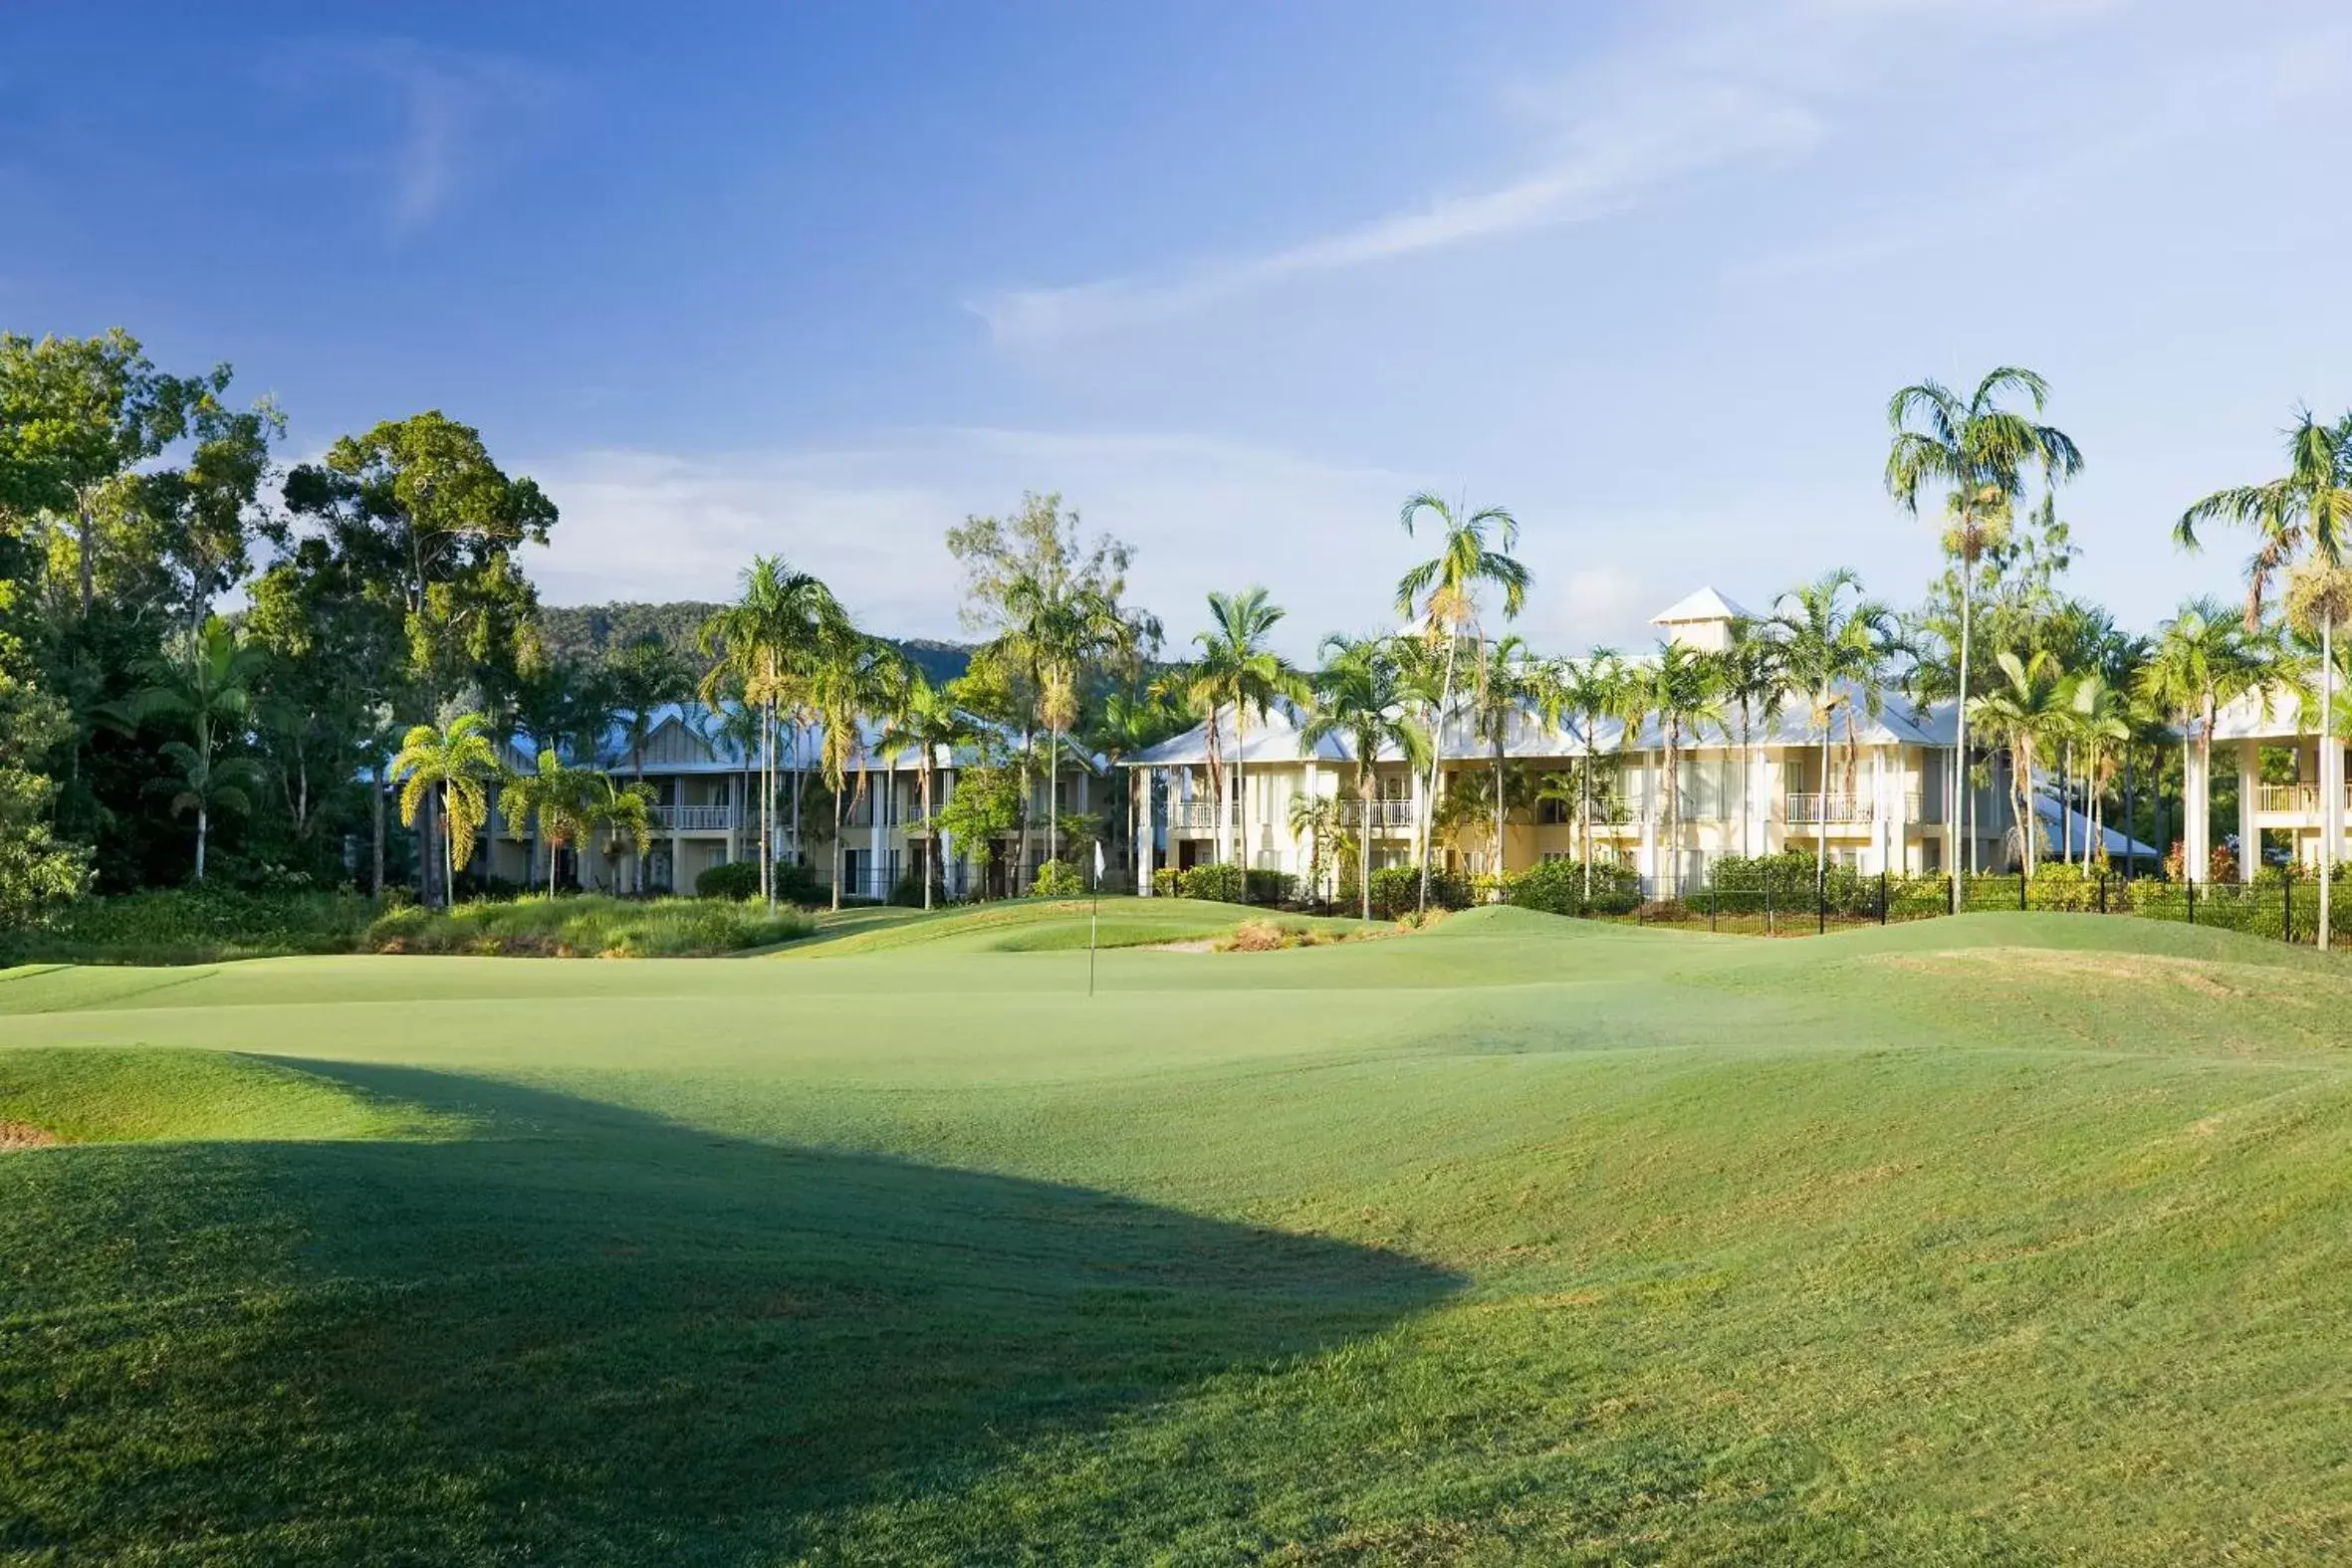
371;759;386;898
1818;711;1831;903
2322;618;2335;951
921;766;935;911
1954;584;1972;905
1421;639;1457;917
1359;767;1375;922
195;803;208;881
1491;731;1506;895
77;495;95;615
830;784;844;911
1235;715;1250;903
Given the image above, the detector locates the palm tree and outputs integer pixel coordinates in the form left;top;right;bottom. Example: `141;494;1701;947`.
1887;367;2082;900
1558;650;1628;897
2062;671;2131;870
1184;588;1307;896
1287;792;1340;906
1768;569;1894;902
1627;641;1724;901
601;634;691;893
982;572;1140;873
589;776;656;892
1970;651;2071;874
105;617;267;881
1717;619;1785;858
504;749;598;894
1396;494;1529;913
390;712;503;906
1299;634;1430;922
2180;409;2352;945
2137;598;2267;881
1465;634;1548;886
805;617;893;911
876;670;968;909
699;558;840;911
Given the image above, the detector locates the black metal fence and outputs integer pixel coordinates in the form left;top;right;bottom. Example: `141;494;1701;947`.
1620;864;2352;947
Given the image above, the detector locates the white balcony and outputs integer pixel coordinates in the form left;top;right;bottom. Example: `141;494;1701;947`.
1337;799;1417;829
2253;783;2352;816
1781;791;1925;825
652;804;741;832
1168;800;1240;830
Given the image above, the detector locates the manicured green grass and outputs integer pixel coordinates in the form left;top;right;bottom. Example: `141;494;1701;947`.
4;908;2351;1561
785;895;1376;956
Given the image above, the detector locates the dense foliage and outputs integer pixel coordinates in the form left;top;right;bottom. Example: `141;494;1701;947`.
363;895;810;957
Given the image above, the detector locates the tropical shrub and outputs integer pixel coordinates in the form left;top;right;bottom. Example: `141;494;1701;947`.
362;895;811;957
1031;860;1083;897
1177;863;1246;903
1506;858;1641;917
773;861;824;907
1245;869;1295;905
695;861;761;901
1365;865;1472;919
0;885;377;966
1152;866;1180;899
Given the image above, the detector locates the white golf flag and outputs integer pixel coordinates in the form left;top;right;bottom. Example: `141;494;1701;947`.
1092;842;1105;884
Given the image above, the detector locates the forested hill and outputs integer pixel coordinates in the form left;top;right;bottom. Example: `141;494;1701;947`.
537;601;973;685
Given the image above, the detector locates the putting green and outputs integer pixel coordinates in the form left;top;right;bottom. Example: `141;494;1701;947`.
3;904;2349;1563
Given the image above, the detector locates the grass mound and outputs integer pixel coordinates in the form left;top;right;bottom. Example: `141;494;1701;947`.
784;896;1373;958
0;1047;447;1145
364;894;812;957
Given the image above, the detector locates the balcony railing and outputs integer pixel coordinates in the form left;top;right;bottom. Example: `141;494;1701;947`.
1783;792;1874;824
2253;783;2352;815
1337;799;1417;828
652;803;741;831
1168;800;1241;830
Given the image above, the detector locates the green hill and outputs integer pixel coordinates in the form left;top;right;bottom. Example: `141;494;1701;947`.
4;912;2349;1561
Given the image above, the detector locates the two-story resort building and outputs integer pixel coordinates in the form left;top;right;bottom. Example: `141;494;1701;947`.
2185;684;2352;882
1125;586;2147;897
472;704;1106;900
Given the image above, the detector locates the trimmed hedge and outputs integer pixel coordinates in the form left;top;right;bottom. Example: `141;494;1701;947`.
364;895;812;957
1506;858;1642;917
694;861;762;901
1366;865;1473;920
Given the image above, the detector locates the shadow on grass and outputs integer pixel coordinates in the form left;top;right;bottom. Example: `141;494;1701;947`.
1;1060;1460;1562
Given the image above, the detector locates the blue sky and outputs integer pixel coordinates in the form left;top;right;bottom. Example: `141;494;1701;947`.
5;0;2349;655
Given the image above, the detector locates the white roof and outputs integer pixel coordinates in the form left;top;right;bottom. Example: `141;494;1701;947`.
1650;586;1755;625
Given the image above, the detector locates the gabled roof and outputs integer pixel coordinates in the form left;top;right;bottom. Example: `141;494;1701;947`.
591;703;1104;778
1650;586;1754;625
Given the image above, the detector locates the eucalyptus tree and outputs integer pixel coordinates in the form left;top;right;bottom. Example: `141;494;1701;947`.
697;557;840;911
390;712;503;906
104;618;267;882
1395;493;1529;913
1183;588;1307;890
1298;634;1429;922
1887;367;2081;900
2137;598;2268;879
2179;409;2352;944
1768;569;1895;902
1716;619;1785;857
876;669;969;908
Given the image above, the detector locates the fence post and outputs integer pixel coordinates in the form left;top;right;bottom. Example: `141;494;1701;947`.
1817;876;1826;936
1880;868;1889;926
1709;884;1718;933
1765;879;1774;937
2284;863;2293;946
2188;875;2196;926
2097;871;2106;915
2019;864;2028;912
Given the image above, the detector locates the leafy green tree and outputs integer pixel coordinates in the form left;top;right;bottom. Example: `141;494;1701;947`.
1768;569;1894;901
0;626;88;924
589;776;656;893
1887;368;2081;896
1970;650;2071;874
104;618;267;881
1396;493;1529;914
1182;587;1307;896
1299;634;1429;922
390;713;503;907
806;618;894;911
1288;791;1340;905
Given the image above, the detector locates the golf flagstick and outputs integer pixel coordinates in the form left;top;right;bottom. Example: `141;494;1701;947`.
1088;841;1104;997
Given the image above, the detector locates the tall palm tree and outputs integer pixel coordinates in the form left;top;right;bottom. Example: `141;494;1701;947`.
2137;598;2267;881
601;634;691;894
390;712;503;906
982;573;1140;871
105;617;267;881
2062;671;2131;870
1970;651;2071;875
2179;409;2352;945
1396;493;1529;913
504;749;598;895
1184;588;1307;895
1627;641;1724;901
805;617;894;911
589;776;656;892
876;669;968;909
1768;569;1894;902
1298;634;1430;922
1558;650;1628;897
698;558;839;912
1887;367;2082;900
1466;634;1547;885
1717;619;1785;859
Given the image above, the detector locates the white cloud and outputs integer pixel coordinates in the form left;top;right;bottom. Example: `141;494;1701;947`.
1559;567;1650;647
521;430;1420;657
268;38;561;233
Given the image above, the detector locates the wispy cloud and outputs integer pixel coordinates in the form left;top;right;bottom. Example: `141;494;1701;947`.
966;0;2127;347
268;38;562;234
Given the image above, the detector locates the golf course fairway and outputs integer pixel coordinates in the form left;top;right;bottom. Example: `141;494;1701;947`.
3;902;2349;1563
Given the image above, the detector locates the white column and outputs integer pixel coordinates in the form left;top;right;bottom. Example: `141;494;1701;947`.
1637;752;1657;889
2237;740;2259;883
1135;768;1153;895
867;762;885;899
2184;739;2211;882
